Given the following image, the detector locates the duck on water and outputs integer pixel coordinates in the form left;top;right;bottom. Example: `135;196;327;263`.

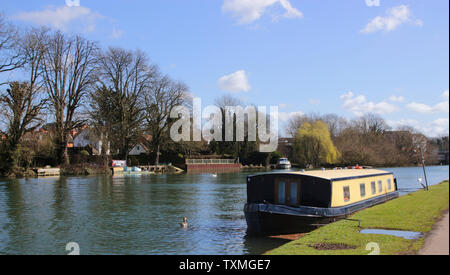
244;168;399;236
181;217;188;229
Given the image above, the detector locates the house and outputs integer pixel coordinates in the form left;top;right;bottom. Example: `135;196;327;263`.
73;128;110;156
129;135;152;156
129;143;150;156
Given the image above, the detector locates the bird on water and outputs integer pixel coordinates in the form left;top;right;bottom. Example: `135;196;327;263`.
181;217;188;228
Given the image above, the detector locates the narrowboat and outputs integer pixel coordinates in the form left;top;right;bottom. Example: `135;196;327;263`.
276;158;292;170
244;169;399;236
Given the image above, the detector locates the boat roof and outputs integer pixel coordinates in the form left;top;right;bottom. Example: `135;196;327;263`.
259;169;393;181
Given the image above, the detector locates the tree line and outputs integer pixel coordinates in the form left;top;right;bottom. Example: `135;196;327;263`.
286;113;448;168
0;14;193;176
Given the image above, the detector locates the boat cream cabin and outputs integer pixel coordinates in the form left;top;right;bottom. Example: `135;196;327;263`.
244;169;399;235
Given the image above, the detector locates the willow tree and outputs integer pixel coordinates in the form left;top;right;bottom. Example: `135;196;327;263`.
293;121;341;167
41;31;98;165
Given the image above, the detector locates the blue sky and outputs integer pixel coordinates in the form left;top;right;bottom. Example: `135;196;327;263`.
1;0;449;137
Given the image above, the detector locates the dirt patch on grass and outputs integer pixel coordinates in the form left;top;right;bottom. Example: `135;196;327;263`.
269;233;306;241
309;243;357;250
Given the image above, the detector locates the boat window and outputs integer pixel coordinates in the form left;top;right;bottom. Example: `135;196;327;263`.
278;182;286;204
371;182;376;195
343;186;350;202
387;179;392;190
378;181;383;193
290;183;298;205
360;183;366;198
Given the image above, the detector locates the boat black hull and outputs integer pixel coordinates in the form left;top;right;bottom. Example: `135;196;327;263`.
244;191;399;236
244;209;339;236
276;164;292;170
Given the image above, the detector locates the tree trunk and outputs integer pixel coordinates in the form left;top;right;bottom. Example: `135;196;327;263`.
59;139;70;166
155;144;160;166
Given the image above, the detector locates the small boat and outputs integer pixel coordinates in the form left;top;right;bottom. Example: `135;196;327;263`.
244;168;399;236
276;158;292;169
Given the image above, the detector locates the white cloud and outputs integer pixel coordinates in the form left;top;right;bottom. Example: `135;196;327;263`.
387;119;420;130
389;95;405;102
13;5;103;32
422;118;450;137
278;103;288;109
361;5;423;34
365;0;381;7
222;0;303;24
442;90;449;100
218;70;251;93
387;118;449;137
406;101;449;114
279;111;304;122
340;91;398;116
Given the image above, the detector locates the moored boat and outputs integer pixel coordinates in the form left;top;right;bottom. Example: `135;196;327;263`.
244;168;399;236
276;158;292;169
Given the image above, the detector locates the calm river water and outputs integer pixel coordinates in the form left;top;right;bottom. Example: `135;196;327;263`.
0;166;448;255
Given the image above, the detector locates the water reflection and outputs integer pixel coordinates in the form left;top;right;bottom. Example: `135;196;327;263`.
0;166;448;255
360;229;423;240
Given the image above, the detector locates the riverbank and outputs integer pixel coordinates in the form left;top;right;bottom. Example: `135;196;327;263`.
266;181;449;255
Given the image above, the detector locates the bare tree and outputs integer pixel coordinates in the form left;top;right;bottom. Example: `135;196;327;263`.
94;47;157;160
356;113;391;136
143;74;189;165
41;31;99;165
321;114;348;139
0;14;24;77
214;94;243;156
0;27;49;174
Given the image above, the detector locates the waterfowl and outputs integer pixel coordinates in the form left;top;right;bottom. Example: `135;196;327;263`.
180;217;188;228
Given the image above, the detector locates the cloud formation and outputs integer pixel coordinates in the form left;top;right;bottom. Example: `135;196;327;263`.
279;111;304;122
222;0;303;24
340;91;398;116
387;118;449;137
13;5;104;32
218;70;251;93
426;118;450;137
361;5;423;33
389;95;405;102
406;102;449;114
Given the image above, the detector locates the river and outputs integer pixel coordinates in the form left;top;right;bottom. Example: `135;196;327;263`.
0;165;448;255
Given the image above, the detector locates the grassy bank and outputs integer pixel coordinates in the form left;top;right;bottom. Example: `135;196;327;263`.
267;181;449;255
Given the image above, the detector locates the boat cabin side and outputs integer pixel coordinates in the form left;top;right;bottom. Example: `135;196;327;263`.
330;173;397;207
247;174;332;208
247;172;398;209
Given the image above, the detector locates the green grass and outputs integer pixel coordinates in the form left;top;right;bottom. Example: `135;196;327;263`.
267;181;449;255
